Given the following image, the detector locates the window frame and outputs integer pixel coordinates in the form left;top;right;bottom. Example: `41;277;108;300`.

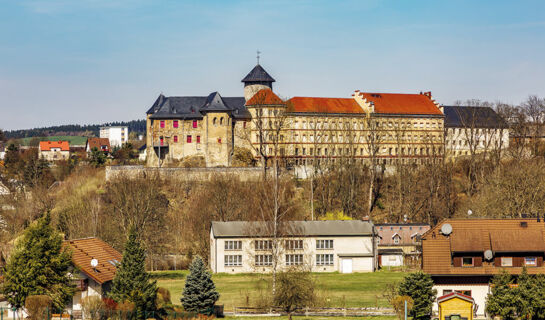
224;240;242;251
187;135;192;143
192;120;198;128
285;254;303;266
525;256;538;267
173;120;179;128
285;239;303;250
316;254;334;266
173;135;178;143
462;257;474;267
255;254;272;266
316;239;334;250
254;240;272;251
501;257;513;267
224;255;242;267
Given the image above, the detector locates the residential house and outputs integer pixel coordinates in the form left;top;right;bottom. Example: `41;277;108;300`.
146;63;446;168
64;238;122;318
376;223;430;267
86;138;111;154
39;141;70;161
442;106;509;158
210;220;377;274
100;126;128;148
422;218;545;318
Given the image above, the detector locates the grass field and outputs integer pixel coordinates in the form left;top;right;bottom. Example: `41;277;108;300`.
155;270;406;312
224;317;397;320
17;136;88;146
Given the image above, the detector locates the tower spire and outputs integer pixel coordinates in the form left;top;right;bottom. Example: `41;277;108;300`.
256;50;261;65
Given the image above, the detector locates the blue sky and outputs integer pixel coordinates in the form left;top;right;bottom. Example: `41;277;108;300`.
1;0;544;130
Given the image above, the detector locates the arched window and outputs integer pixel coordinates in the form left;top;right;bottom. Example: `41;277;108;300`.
220;117;224;125
213;117;217;125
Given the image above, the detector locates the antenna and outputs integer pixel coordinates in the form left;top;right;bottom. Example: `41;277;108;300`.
440;223;453;236
256;50;261;65
90;258;98;268
467;209;473;216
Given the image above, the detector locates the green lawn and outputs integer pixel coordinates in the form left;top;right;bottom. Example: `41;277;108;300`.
224;317;397;320
155;270;406;312
17;136;88;146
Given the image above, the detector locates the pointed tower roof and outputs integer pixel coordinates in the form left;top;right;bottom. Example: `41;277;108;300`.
241;64;276;83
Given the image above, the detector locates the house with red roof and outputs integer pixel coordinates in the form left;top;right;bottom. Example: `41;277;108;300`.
39;141;70;161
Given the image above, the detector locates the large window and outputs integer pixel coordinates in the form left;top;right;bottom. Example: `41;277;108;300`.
224;255;242;267
525;257;537;267
316;254;334;266
286;254;303;266
254;240;272;251
285;240;303;250
224;240;242;251
255;255;272;266
501;257;513;267
316;240;333;250
462;257;474;267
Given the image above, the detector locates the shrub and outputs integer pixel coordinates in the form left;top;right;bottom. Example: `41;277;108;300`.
25;295;52;320
157;287;172;308
398;272;436;320
81;295;106;320
392;295;414;320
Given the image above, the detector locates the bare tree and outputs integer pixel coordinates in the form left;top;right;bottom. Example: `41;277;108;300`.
363;116;385;217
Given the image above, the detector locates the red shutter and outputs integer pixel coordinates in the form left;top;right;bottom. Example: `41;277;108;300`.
474;257;483;267
160;137;164;146
193;120;197;128
174;136;178;143
218;138;222;144
187;135;192;143
453;257;462;267
173;120;179;128
197;136;201;143
160;120;165;128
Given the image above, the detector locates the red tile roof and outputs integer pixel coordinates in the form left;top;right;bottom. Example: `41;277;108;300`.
437;292;474;303
87;138;110;152
357;91;443;115
39;141;70;152
288;97;364;114
376;224;431;246
246;89;284;106
64;238;122;284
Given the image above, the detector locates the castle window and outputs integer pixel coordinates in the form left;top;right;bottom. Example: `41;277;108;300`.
173;120;179;128
220;117;224;125
187;135;192;143
197;136;201;143
218;138;222;144
173;136;178;143
213;117;217;125
160;120;165;128
160;137;164;146
193;120;198;128
243;121;247;128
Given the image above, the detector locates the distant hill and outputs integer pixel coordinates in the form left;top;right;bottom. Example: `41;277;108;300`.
4;120;146;139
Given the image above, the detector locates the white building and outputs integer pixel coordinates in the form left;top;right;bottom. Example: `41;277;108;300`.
100;126;128;148
210;220;377;274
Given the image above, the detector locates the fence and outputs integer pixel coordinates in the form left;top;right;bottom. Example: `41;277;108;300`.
0;307;207;320
232;306;396;317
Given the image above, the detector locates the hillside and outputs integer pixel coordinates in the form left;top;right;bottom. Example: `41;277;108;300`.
4;119;146;139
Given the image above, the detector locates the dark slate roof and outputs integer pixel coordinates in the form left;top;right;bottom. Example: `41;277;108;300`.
147;92;250;120
241;64;276;83
211;220;375;238
443;106;508;129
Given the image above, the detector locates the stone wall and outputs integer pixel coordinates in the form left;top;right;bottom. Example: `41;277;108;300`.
105;165;267;182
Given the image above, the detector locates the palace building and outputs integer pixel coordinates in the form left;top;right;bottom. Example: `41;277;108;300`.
145;63;448;167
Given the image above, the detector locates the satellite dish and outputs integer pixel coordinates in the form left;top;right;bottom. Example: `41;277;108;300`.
441;223;453;236
90;258;98;268
484;250;494;261
468;210;473;216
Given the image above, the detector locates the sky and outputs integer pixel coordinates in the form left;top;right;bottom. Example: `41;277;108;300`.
1;0;544;130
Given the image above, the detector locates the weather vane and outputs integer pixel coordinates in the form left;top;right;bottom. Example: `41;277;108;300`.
256;50;261;65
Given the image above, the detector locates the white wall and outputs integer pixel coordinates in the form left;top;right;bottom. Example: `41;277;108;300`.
381;254;403;267
211;235;375;274
100;127;128;148
433;284;489;317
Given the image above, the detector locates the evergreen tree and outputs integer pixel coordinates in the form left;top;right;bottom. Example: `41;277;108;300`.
181;256;219;315
532;274;545;320
486;270;518;320
398;272;436;320
2;212;74;310
515;267;536;319
109;228;157;320
89;148;107;167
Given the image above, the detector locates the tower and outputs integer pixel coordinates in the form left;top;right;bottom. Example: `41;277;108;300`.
241;63;276;102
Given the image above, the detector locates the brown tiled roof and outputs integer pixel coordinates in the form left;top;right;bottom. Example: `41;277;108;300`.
288;97;363;114
40;141;70;151
358;92;443;115
376;224;430;246
246;89;284;106
64;238;122;284
422;219;545;276
87;138;110;152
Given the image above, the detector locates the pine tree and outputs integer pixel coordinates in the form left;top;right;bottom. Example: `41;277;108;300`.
486;270;518;320
181;256;219;315
516;267;536;319
109;228;157;320
398;272;436;320
2;212;74;310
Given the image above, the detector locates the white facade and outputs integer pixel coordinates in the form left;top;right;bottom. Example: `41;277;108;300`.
100;126;128;148
210;221;377;274
433;283;489;318
446;127;510;157
70;274;104;314
380;253;403;267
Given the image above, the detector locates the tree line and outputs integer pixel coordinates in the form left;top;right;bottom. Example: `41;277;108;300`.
3;120;146;139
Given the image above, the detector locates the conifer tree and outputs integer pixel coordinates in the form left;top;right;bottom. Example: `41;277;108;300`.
109;228;157;320
181;256;219;315
398;272;436;320
2;212;74;310
486;270;518;320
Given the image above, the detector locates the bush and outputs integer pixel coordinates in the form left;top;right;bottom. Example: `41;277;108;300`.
392;295;414;320
181;156;206;168
25;295;52;320
398;272;436;320
81;296;106;320
157;287;172;308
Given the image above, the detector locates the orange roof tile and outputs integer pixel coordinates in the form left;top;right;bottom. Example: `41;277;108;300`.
64;238;122;284
87;138;110;152
39;140;70;152
358;92;443;115
288;97;364;114
246;89;284;106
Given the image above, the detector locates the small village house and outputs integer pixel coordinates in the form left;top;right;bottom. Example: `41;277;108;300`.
422;218;545;318
210;220;377;274
39;141;70;161
64;238;121;318
86;137;111;154
375;223;430;268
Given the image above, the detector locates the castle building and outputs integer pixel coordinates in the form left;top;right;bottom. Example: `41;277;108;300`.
145;63;446;167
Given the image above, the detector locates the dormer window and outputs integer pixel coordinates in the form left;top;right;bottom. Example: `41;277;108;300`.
501;257;513;267
525;257;537;267
393;235;400;245
462;257;474;267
